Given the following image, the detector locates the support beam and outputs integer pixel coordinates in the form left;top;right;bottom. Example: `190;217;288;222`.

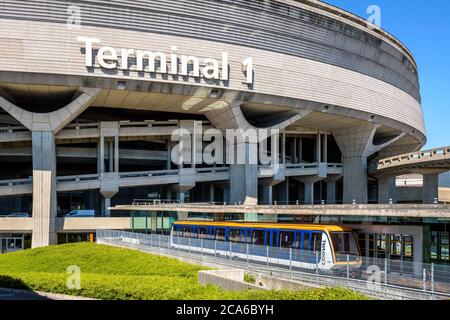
423;174;439;204
31;131;57;248
262;185;273;205
229;143;258;205
343;157;368;204
304;182;314;205
378;176;397;204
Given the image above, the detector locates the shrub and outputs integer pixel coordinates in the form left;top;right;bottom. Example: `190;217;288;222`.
0;243;368;300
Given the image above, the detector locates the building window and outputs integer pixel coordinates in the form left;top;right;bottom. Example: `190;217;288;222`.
431;231;449;263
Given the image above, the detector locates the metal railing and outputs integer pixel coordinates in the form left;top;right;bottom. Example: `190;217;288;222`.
377;146;450;169
97;229;450;300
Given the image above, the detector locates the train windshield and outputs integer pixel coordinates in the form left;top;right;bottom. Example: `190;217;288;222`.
330;232;360;262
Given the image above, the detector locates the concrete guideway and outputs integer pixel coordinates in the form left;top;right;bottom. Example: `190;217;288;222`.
374;146;450;175
372;146;450;204
0;217;130;233
112;203;450;219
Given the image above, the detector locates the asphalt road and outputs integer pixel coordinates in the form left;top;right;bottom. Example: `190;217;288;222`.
0;288;50;300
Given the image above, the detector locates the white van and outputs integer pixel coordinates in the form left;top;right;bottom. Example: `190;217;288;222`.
64;210;95;217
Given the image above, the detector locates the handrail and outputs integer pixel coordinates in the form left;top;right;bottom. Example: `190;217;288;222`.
378;146;450;168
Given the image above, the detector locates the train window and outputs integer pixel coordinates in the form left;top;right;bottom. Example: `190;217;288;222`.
252;230;265;246
216;228;225;242
302;232;311;251
198;227;207;239
229;229;240;243
292;232;300;249
240;229;250;243
313;233;322;252
331;232;359;261
279;231;294;248
175;225;183;237
183;226;191;238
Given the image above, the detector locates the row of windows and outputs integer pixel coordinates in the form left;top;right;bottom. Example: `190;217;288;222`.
172;225;323;251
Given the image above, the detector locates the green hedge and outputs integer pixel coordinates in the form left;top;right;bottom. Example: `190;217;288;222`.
0;243;367;300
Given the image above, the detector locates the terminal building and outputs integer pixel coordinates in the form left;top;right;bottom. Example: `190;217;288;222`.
0;0;449;265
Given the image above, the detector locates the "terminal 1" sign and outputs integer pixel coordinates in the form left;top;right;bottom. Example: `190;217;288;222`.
77;37;254;84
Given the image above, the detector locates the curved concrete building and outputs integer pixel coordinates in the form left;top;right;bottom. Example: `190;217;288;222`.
0;0;427;247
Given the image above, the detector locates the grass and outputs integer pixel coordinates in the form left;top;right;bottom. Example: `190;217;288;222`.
0;243;368;300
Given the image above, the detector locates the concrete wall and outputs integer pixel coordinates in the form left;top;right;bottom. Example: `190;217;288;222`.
0;13;425;144
198;269;317;292
0;0;420;101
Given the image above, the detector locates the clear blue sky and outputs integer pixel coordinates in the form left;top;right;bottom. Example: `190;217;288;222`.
322;0;450;149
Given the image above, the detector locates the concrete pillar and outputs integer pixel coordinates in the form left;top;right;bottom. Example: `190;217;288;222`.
209;183;215;202
324;134;328;163
166;140;172;170
99;136;105;173
108;141;113;172
103;198;111;217
262;185;273;205
423;174;439;204
343;157;367;204
151;211;158;233
304;182;314;205
293;137;297;164
31;131;57;248
229;143;258;205
279;177;289;204
299;138;303;163
326;181;336;204
97;141;102;174
378;176;397;204
114;136;119;172
316;133;321;163
282;132;286;164
178;192;185;203
223;188;230;204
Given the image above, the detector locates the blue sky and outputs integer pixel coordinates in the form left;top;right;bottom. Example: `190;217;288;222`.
322;0;450;149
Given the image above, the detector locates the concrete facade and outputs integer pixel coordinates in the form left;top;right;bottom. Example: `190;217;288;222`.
0;0;445;250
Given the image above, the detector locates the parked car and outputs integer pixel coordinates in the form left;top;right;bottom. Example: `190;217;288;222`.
6;212;30;218
64;210;95;217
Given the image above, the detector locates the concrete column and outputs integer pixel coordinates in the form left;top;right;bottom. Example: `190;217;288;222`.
299;137;303;163
423;174;439;204
99;136;105;173
326;180;336;204
324;134;328;163
279;177;289;204
378;176;397;204
114;135;119;172
103;198;111;217
97;141;102;174
282;132;286;164
223;188;230;204
343;157;368;204
151;211;158;233
229;143;258;205
209;183;215;202
108;141;113;172
166;140;172;170
178;192;185;203
31;131;57;248
262;185;273;205
316;133;321;163
293;137;297;164
304;182;314;205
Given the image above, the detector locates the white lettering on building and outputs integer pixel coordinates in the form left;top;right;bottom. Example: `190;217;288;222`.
77;37;251;83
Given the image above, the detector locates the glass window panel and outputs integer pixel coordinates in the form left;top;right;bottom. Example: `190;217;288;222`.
216;228;225;242
280;231;294;248
252;230;265;246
